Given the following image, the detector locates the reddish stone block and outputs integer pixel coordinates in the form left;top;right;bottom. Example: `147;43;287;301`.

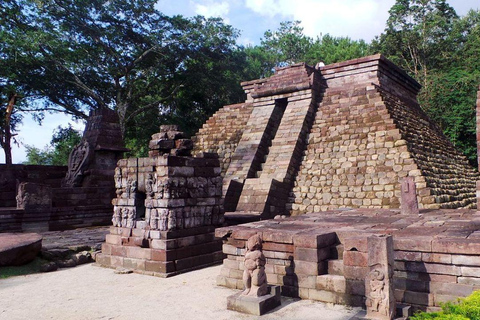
101;243;112;255
294;247;331;262
394;250;422;262
262;242;294;253
105;234;122;245
110;255;124;268
295;260;327;275
151;249;177;262
394;237;432;252
145;260;175;273
344;236;368;252
95;254;111;266
293;232;337;249
263;230;297;244
226;238;246;249
126;246;152;260
123;257;146;271
432;239;480;255
429;282;475;297
421;253;452;264
343;266;368;280
111;244;126;257
343;251;368;267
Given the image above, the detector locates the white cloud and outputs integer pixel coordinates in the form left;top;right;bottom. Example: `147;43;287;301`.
192;0;231;22
1;113;85;164
244;0;395;41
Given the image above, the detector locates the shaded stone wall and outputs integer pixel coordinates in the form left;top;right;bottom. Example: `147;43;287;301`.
0;108;127;232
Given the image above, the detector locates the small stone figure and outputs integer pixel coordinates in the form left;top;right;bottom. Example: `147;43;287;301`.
145;173;155;198
112;207;121;227
367;269;387;315
167;210;176;230
150;209;159;230
159;209;168;231
242;234;268;297
126;208;136;228
114;167;122;189
121;207;129;227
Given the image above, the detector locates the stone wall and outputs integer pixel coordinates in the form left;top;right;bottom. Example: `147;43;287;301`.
0;108;127;232
97;125;225;276
216;209;480;313
193;102;254;176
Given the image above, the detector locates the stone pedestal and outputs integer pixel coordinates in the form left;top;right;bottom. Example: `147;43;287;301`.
365;235;395;320
227;285;281;316
400;177;419;215
97;125;225;276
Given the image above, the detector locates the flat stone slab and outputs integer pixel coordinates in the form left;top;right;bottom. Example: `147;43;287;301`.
217;208;480;251
227;285;281;315
0;233;42;266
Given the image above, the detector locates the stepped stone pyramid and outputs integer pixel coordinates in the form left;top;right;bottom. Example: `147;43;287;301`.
193;54;479;220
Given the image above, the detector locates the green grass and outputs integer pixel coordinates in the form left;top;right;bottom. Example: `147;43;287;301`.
412;291;480;320
0;258;47;279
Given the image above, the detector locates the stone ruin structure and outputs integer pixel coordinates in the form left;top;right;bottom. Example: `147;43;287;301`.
194;54;479;223
0;108;126;232
96;125;224;276
195;54;480;316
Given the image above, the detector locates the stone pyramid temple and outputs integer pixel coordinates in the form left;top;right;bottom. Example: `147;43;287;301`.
193;54;479;221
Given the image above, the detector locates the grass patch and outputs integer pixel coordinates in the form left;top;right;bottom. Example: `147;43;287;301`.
412;291;480;320
0;257;47;279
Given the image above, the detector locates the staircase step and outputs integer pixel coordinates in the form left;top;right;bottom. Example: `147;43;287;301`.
331;244;344;259
327;259;344;276
316;274;346;293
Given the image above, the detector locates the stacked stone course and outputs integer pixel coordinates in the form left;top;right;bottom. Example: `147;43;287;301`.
97;125;225;276
193;103;254;176
216;209;480;313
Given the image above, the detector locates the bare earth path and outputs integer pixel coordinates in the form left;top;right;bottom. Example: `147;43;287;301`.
0;264;360;320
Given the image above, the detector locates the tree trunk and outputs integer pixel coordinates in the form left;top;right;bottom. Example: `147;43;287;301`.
3;93;17;165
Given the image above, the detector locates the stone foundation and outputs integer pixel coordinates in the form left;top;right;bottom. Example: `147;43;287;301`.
216;209;480;313
97;126;225;276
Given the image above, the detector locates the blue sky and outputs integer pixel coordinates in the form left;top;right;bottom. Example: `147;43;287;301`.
3;0;479;164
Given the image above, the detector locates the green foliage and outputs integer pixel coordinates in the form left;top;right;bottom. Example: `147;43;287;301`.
243;21;372;78
411;290;480;320
305;34;370;65
24;124;81;165
374;1;480;166
0;257;46;279
2;0;245;154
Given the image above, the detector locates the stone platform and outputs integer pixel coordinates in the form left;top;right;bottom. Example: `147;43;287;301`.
0;233;42;266
216;208;480;313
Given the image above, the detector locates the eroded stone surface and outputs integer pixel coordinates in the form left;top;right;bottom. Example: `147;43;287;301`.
0;233;42;266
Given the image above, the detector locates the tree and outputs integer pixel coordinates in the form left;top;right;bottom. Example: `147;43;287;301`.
24;124;82;165
261;21;313;68
371;0;458;86
305;34;370;65
1;0;243;158
373;1;480;166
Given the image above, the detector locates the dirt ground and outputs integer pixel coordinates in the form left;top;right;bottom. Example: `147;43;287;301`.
0;264;361;320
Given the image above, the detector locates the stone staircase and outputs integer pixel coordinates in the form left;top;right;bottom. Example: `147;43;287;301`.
306;244;365;306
